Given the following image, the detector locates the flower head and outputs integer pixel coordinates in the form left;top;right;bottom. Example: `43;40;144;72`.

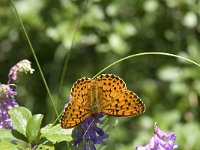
8;59;34;84
136;123;178;150
0;84;18;129
1;59;34;129
73;113;109;150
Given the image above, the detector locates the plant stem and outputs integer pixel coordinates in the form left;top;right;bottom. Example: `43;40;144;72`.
10;0;58;117
93;52;200;79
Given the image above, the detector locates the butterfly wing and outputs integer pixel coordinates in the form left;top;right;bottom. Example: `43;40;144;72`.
60;101;91;128
60;77;92;129
96;74;145;117
101;90;145;116
70;77;92;105
96;74;127;103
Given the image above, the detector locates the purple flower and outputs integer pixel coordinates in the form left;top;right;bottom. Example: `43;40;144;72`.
8;59;34;84
73;113;109;150
0;59;34;129
136;123;178;150
0;84;18;129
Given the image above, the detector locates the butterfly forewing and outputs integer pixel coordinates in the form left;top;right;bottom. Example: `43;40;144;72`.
70;77;92;104
96;74;127;103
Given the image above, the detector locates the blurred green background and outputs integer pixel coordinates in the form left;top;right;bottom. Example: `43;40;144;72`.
1;0;200;149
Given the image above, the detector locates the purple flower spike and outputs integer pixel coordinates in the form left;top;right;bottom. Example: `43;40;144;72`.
73;113;109;150
0;84;18;129
8;59;34;84
136;123;178;150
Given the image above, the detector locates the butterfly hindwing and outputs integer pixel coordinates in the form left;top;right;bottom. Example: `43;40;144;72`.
60;101;91;128
101;90;145;117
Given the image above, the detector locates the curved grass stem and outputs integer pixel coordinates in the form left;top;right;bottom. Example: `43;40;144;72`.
93;52;200;79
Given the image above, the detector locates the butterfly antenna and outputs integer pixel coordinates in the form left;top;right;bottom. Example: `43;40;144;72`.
82;117;95;137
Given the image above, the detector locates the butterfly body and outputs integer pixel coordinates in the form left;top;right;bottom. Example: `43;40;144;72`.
61;74;145;129
87;81;102;115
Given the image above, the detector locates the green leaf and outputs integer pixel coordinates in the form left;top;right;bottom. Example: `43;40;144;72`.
36;144;54;150
26;114;43;143
11;130;27;143
8;107;32;136
0;129;29;148
41;124;73;143
0;129;15;140
0;141;18;150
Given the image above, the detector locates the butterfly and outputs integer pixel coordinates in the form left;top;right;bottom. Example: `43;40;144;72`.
60;74;145;129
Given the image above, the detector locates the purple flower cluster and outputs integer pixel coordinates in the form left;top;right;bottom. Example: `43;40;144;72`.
73;113;109;150
0;60;34;129
136;123;178;150
0;84;18;129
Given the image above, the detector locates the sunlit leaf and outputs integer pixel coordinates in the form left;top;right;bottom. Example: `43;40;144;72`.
8;107;32;136
0;129;15;140
26;114;43;143
0;141;18;150
41;124;73;143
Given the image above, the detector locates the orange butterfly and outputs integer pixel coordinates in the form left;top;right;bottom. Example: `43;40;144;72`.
61;74;145;129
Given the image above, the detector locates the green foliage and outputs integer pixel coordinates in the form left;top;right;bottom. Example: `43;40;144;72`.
1;0;200;149
36;144;55;150
8;107;32;136
0;141;18;150
26;114;43;143
0;129;15;140
0;107;72;149
40;124;73;143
